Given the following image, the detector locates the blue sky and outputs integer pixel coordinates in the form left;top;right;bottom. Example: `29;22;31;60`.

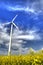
0;0;43;55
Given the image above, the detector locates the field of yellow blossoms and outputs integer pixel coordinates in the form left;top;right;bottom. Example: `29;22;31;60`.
0;53;43;65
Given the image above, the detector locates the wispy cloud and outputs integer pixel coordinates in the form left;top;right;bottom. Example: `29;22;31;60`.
0;0;43;14
4;5;35;14
6;5;36;13
0;2;42;14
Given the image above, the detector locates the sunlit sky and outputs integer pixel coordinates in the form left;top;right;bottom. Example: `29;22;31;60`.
0;0;43;55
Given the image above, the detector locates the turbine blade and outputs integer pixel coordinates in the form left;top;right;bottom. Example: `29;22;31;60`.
13;22;19;29
2;22;11;26
12;15;18;23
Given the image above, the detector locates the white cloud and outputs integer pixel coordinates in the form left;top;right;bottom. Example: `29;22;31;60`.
13;29;41;40
7;5;36;14
0;1;43;14
0;3;38;14
0;22;41;54
18;47;29;54
16;35;35;40
12;47;29;54
25;7;36;14
0;23;4;29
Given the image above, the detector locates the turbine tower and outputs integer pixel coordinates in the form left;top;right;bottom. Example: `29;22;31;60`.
9;15;18;55
3;15;19;55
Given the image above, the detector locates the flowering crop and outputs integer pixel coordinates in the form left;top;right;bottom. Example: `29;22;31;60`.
0;54;43;65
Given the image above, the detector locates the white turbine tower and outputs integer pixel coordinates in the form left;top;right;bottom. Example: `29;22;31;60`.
3;15;19;55
8;15;19;55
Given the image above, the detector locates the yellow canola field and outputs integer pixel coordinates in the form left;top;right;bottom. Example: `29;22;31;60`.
0;54;43;65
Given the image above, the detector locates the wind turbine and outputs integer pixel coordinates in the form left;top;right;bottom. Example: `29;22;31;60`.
3;15;19;55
